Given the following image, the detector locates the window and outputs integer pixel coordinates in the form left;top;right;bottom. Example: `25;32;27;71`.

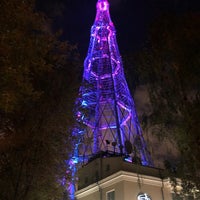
137;193;152;200
107;190;115;200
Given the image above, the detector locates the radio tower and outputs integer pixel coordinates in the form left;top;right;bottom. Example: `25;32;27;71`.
69;0;153;199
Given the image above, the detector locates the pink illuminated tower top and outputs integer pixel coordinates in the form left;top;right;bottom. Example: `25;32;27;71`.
97;0;109;11
95;0;113;26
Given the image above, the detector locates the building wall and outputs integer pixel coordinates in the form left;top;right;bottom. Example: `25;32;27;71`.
124;180;172;200
76;170;173;200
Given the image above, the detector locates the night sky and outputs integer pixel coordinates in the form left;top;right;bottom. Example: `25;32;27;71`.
37;0;200;58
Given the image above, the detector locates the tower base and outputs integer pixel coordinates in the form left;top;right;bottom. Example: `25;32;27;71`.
76;157;173;200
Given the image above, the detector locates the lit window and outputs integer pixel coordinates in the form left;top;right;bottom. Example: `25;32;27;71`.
137;193;152;200
107;190;115;200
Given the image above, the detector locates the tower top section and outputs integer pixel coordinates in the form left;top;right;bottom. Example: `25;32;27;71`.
95;0;113;26
97;0;109;11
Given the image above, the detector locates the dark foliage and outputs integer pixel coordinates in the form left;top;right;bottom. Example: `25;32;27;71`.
126;12;200;196
0;0;81;199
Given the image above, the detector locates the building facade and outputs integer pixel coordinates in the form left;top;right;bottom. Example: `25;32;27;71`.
76;157;173;200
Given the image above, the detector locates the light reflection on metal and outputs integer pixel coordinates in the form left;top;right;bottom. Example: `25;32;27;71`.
68;0;153;199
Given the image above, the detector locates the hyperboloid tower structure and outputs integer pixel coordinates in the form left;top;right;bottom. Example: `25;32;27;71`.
74;0;152;166
70;0;174;200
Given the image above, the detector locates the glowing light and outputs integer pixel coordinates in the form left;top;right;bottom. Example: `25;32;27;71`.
137;193;152;200
81;100;88;106
97;0;109;11
124;157;132;163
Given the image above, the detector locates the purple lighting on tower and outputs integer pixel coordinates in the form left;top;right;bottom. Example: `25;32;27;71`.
97;0;109;11
73;0;152;165
68;0;153;198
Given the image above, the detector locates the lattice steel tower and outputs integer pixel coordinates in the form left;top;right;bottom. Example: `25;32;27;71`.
72;0;153;181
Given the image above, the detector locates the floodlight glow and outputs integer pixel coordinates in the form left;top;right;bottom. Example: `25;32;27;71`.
137;193;152;200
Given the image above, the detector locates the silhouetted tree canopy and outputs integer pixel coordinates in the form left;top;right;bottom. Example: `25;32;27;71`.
126;12;200;196
0;0;80;199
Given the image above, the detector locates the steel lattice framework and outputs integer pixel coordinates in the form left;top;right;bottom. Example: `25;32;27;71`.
73;0;152;166
73;0;153;166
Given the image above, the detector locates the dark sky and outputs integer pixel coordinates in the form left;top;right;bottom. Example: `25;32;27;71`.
37;0;200;57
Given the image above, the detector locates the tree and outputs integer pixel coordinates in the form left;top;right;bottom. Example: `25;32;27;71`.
126;12;200;195
0;0;80;199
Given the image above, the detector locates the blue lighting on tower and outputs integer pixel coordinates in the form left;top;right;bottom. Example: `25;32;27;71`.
68;0;153;199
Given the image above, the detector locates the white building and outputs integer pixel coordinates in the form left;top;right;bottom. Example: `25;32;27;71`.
75;157;174;200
